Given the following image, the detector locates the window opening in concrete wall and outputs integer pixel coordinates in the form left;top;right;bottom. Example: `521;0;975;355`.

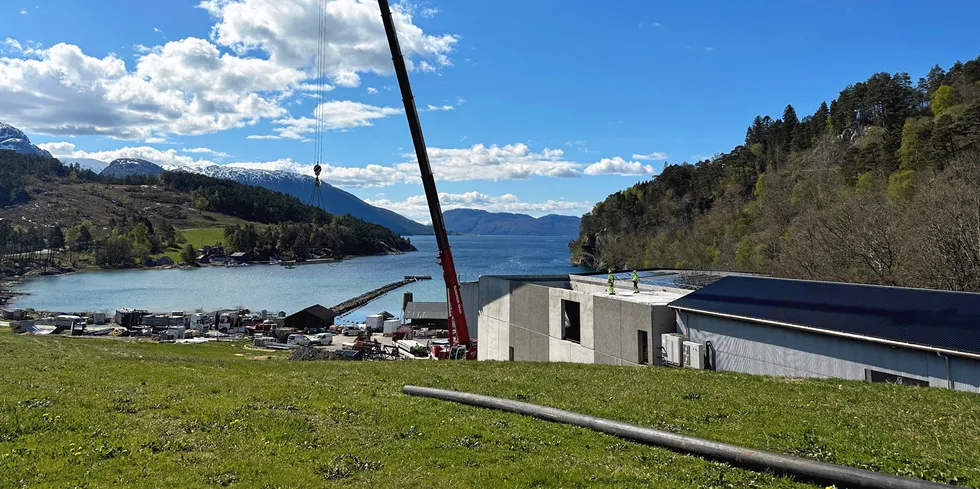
637;330;649;364
561;299;581;343
509;346;514;361
865;369;929;387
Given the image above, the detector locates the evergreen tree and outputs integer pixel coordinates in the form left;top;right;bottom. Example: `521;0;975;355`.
48;226;65;249
180;244;197;265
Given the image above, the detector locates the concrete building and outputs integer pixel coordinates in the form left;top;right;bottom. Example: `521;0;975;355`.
477;273;693;365
476;270;980;393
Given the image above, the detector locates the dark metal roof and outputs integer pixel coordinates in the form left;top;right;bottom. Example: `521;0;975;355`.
669;276;980;358
403;302;448;320
287;304;336;321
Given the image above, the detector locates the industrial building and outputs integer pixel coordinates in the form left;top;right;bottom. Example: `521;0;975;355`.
476;270;980;393
284;304;336;332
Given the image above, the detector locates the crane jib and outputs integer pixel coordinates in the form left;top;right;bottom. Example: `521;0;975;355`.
378;0;472;352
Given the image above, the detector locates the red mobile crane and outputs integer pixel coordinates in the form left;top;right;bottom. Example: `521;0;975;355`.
378;0;476;360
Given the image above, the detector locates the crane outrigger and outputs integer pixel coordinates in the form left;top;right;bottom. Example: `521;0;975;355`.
377;0;476;360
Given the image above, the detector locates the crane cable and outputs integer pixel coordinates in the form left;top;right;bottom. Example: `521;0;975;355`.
308;0;327;210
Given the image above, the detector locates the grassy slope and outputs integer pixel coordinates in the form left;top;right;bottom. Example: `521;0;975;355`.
155;228;232;262
1;332;977;488
0;182;255;232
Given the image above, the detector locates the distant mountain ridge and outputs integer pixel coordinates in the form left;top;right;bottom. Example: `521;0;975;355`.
176;165;431;235
443;209;581;235
0;122;52;158
100;158;165;178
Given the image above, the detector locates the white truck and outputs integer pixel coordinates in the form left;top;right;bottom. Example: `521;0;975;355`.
286;334;311;346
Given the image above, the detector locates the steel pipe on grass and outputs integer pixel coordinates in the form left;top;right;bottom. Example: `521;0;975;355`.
402;385;956;489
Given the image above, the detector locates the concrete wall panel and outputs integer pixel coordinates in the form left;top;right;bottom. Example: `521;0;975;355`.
593;296;622;360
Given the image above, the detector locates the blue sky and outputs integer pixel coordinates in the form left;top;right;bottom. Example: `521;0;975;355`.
2;0;980;221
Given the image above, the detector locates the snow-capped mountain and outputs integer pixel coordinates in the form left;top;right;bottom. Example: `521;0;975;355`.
179;165;431;235
0;121;428;234
100;158;166;178
63;157;111;173
0;122;53;158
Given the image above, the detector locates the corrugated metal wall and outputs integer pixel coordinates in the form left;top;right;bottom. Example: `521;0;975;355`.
678;311;980;393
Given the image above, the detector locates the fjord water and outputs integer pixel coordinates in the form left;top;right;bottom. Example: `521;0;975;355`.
12;235;586;323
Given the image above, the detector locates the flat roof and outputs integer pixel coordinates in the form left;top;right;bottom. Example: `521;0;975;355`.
589;289;685;306
574;269;760;291
404;302;448;320
669;276;980;359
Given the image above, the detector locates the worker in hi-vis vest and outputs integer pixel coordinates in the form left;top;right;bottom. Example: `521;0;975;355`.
632;270;639;293
607;270;616;295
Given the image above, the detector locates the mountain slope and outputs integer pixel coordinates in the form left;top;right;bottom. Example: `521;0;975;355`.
101;158;165;178
0;122;52;158
444;209;580;235
572;55;980;292
184;165;431;235
63;158;110;173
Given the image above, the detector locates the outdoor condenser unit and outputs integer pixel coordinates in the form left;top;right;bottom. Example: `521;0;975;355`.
683;341;705;370
661;333;686;366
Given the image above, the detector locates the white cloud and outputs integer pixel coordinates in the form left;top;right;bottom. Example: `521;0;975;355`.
366;192;591;221
424;104;454;111
226;142;588;188
271;100;401;138
182;147;231;158
366;87;378;94
39;141;213;168
583;157;654;176
632;152;668;161
420;7;439;18
40;136;649;189
332;70;360;88
20;8;27;15
0;39;297;139
198;0;457;73
396;143;582;183
0;0;457;140
246;135;281;140
456;96;465;105
144;137;167;144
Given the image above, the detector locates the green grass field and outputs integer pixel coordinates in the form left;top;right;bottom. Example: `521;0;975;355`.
155;227;230;262
1;332;978;488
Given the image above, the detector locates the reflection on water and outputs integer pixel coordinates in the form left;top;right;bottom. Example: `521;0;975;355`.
13;235;587;323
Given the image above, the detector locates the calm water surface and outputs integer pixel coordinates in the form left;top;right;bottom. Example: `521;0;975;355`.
12;235;586;322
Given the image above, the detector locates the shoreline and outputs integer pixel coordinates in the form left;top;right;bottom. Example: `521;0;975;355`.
7;247;413;281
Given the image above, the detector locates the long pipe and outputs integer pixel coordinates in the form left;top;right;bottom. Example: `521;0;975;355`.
403;385;957;489
377;0;470;348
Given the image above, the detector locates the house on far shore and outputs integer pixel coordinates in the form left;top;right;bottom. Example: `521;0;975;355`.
284;304;337;333
230;252;251;264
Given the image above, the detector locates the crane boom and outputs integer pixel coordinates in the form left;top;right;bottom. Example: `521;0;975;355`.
378;0;473;357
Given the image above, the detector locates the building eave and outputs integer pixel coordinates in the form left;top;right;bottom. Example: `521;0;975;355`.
670;305;980;361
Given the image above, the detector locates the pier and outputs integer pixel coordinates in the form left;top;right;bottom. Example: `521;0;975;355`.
331;275;432;317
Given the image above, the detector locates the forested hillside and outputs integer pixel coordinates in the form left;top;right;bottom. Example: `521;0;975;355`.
0;152;414;271
572;56;980;291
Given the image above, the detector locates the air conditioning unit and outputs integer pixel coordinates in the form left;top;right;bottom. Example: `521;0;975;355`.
683;341;704;369
661;333;686;366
